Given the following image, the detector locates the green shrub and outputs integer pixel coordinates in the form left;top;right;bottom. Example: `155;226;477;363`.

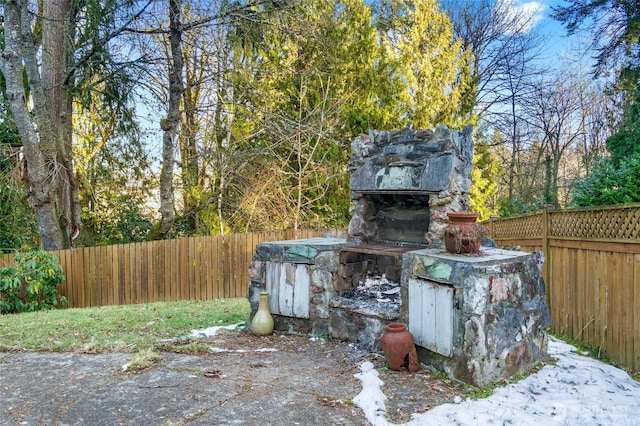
571;152;640;207
0;250;67;314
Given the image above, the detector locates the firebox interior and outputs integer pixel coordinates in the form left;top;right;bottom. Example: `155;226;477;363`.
362;192;431;246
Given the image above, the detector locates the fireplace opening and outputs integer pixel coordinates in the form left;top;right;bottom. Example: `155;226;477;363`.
356;192;431;246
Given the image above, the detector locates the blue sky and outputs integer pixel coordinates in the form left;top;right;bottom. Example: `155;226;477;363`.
511;0;592;66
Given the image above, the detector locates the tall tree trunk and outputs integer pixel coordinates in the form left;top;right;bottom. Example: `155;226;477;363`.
508;94;517;202
1;0;78;250
43;0;81;247
180;73;199;233
154;0;184;239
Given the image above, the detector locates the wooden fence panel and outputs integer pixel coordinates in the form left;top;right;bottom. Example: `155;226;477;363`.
621;252;635;368
99;245;106;307
156;240;164;301
229;234;238;298
203;236;213;300
166;239;174;302
211;235;220;299
0;228;348;310
596;251;607;354
634;254;640;369
485;204;640;371
135;242;144;304
126;243;135;305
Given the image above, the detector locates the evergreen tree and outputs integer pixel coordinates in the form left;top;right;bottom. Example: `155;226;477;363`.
470;137;500;220
572;87;640;206
225;0;391;230
552;0;640;82
379;0;474;128
572;153;640;206
606;87;640;167
1;0;146;249
73;85;154;246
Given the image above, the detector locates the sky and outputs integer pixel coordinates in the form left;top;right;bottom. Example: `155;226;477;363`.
515;0;593;65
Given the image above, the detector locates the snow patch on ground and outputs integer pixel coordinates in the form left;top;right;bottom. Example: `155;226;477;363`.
189;323;240;338
209;347;278;353
353;361;389;426
354;337;640;425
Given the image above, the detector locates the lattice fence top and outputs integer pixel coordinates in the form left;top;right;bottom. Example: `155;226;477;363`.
490;212;543;239
550;205;640;240
487;203;640;241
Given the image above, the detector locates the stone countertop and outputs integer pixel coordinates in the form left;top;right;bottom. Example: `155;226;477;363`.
402;246;543;289
405;246;531;263
253;237;347;263
257;236;347;249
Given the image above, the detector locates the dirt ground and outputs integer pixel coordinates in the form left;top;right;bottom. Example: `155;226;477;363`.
0;332;468;425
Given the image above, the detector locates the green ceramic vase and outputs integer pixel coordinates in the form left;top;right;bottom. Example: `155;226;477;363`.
252;292;274;336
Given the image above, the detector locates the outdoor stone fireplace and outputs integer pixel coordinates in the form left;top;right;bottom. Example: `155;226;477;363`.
347;125;474;247
248;126;550;386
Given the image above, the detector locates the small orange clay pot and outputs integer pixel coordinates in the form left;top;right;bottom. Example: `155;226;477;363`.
380;323;419;372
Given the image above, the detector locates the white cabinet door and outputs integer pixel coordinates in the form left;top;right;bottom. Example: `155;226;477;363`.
408;278;454;357
265;262;310;318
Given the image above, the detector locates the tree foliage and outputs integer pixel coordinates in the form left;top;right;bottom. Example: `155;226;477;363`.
393;0;472;128
73;88;154;246
1;0;626;244
219;0;474;231
0;148;38;252
0;250;67;314
470;137;500;220
225;0;361;230
1;0;147;249
552;0;640;82
572;86;640;207
572;152;640;206
606;87;640;166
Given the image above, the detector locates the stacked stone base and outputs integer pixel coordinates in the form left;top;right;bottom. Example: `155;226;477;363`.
249;238;551;386
401;248;551;386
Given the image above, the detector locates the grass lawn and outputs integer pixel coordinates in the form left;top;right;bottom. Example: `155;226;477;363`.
2;299;638;382
0;299;250;353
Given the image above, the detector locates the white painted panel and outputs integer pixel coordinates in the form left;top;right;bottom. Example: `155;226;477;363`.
408;281;423;346
424;283;437;352
408;278;454;357
265;262;280;314
292;264;310;318
434;283;454;356
264;261;310;319
279;263;295;316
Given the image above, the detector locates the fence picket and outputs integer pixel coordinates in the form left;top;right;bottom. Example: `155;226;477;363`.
634;254;640;369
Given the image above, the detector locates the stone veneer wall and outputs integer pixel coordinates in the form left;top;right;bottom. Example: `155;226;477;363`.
401;248;551;386
247;124;550;386
248;237;347;337
348;125;474;245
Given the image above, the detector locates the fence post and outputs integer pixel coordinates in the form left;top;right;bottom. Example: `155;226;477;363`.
488;216;495;240
542;206;551;305
284;228;294;240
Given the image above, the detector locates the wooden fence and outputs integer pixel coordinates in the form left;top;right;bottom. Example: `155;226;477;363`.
0;228;343;310
485;203;640;371
3;205;639;370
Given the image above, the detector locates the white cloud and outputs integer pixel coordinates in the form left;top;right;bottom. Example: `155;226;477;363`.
500;0;546;34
